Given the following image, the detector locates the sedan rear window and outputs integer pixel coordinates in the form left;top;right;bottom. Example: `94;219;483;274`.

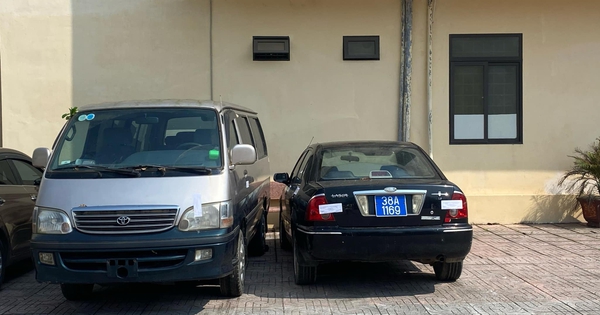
318;145;438;180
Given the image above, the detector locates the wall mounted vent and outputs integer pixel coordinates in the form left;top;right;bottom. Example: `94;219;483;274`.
253;36;290;61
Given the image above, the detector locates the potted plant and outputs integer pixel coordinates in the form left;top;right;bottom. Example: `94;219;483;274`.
559;138;600;227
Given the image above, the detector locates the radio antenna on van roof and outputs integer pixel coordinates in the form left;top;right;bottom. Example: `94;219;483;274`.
219;95;223;106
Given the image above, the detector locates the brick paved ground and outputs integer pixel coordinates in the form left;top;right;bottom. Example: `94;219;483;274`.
1;223;599;315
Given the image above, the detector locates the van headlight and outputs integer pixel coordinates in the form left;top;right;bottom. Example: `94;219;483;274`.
34;207;73;234
178;201;233;231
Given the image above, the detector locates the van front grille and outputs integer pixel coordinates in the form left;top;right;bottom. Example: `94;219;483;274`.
73;207;178;234
60;249;188;271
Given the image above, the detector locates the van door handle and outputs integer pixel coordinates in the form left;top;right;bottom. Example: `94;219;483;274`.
0;198;5;205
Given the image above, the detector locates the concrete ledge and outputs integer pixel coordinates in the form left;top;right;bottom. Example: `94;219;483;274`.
267;181;285;228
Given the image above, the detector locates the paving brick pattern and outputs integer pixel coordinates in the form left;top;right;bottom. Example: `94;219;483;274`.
1;224;599;314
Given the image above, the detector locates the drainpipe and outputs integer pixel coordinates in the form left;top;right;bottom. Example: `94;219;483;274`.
427;0;435;158
209;0;214;101
398;0;413;142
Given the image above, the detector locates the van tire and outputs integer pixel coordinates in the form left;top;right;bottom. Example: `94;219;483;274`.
433;261;463;281
249;214;267;256
60;283;94;300
220;231;246;297
0;239;6;290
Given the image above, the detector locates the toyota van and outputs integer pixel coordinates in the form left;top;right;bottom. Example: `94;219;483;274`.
30;100;270;300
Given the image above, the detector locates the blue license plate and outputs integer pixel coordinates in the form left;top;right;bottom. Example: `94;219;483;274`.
374;195;407;217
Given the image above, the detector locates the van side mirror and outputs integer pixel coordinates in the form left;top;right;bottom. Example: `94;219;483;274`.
273;173;290;184
32;147;52;169
231;144;256;165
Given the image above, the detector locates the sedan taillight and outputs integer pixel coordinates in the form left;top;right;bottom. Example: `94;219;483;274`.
306;195;335;222
444;192;468;223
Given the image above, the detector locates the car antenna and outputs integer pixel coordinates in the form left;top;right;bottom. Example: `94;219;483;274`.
306;136;314;148
219;95;223;106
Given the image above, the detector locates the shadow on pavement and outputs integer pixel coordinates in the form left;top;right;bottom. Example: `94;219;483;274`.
4;258;34;283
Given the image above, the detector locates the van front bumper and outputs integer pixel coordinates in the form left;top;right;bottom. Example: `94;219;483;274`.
30;228;239;284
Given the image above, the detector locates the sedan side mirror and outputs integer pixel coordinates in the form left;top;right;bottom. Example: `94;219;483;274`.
32;147;52;169
231;144;257;165
273;173;290;184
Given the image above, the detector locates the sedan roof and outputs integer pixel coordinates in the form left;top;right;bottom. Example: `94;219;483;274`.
312;141;419;150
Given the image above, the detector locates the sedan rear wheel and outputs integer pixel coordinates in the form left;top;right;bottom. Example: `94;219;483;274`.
433;261;463;281
279;212;291;251
219;231;246;297
0;239;6;290
60;283;94;300
293;236;316;285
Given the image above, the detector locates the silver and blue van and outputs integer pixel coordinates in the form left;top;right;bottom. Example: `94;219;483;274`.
30;100;270;299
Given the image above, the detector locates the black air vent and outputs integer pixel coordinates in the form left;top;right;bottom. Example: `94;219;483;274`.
253;36;290;61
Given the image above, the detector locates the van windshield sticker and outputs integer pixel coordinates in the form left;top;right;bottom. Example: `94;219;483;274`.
209;149;219;160
193;194;203;217
86;114;95;121
78;114;87;121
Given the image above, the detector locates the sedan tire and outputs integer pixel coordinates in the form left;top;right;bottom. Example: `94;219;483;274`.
60;283;94;300
433;261;463;281
219;231;246;297
0;239;5;290
279;213;291;251
293;237;317;285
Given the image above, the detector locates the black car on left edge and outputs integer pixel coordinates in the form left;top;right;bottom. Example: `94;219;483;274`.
0;148;43;289
274;141;472;285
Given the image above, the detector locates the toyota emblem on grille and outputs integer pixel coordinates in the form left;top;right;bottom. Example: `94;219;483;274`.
116;216;131;226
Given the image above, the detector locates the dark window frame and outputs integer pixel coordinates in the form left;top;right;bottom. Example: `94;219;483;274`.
343;36;380;60
248;117;267;159
253;36;290;61
234;116;255;147
290;150;309;182
449;33;523;145
0;159;18;185
10;159;42;186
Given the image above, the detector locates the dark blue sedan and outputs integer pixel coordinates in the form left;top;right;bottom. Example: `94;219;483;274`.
274;141;472;284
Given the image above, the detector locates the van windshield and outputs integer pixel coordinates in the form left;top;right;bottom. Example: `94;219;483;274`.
48;108;222;175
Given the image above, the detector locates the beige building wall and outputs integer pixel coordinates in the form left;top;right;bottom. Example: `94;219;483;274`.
0;0;73;152
1;0;598;224
0;0;211;153
212;0;402;175
408;0;600;223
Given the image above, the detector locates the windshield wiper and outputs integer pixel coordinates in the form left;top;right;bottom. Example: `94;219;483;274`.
119;165;213;176
53;165;141;177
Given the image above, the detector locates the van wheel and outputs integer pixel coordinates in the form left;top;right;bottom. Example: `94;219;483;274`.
293;237;317;285
60;283;94;300
249;214;267;256
279;212;291;251
433;261;463;281
219;231;246;297
0;239;6;290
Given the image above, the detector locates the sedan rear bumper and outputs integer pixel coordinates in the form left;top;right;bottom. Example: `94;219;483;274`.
295;225;472;264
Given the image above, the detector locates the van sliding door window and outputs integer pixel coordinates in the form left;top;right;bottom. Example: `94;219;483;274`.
248;118;267;159
235;117;254;146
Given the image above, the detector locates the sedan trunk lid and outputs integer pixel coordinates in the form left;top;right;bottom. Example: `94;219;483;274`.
315;179;457;227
